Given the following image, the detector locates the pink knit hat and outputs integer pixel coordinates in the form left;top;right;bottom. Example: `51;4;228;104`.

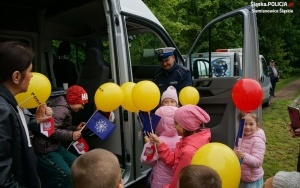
155;106;178;137
174;104;210;131
161;86;178;105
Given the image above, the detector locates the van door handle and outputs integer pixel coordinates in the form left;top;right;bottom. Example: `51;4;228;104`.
261;76;264;83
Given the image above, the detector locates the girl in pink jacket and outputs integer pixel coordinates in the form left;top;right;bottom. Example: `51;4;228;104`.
150;105;211;188
141;106;180;188
234;112;266;188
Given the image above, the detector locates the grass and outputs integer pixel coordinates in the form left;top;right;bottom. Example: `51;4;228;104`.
262;76;300;179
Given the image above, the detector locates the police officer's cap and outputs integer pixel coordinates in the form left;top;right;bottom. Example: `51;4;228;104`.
155;47;175;61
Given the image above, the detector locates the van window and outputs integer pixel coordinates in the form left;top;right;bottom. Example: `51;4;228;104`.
189;15;243;79
261;56;269;76
126;20;167;82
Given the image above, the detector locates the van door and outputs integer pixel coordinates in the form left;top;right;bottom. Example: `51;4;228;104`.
260;55;272;106
186;5;260;147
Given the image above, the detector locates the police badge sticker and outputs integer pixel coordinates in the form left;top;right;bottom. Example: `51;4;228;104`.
40;117;55;137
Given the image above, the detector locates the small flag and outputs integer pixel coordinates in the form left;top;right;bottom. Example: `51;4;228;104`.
235;119;245;147
138;112;161;133
141;143;156;161
40;117;55;137
86;111;116;140
72;137;89;154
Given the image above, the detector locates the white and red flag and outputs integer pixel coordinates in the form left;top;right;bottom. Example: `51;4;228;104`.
72;137;90;154
40;117;55;137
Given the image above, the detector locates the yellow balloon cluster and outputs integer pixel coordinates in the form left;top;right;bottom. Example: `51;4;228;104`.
15;72;51;109
191;143;241;188
94;81;160;113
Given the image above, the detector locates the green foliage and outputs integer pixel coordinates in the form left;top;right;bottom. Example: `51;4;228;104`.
143;0;300;76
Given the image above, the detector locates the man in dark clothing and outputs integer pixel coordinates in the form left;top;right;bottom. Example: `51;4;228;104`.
153;47;192;94
267;60;280;97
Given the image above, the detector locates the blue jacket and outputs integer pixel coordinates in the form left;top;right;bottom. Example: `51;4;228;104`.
153;63;192;94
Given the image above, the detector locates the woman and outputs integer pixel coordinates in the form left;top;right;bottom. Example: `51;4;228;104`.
0;41;52;187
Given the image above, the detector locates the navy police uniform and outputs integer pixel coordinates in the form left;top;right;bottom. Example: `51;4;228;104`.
153;47;192;94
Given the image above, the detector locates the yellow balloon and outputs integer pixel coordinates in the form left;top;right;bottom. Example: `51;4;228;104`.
191;143;241;188
131;80;160;112
179;86;200;105
94;82;123;112
15;72;51;109
120;82;139;113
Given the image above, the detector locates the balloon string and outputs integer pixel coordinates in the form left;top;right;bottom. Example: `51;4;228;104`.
136;113;144;129
148;112;154;134
17;93;36;107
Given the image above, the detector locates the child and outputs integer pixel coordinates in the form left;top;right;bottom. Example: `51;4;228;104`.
141;106;180;188
161;85;178;107
263;171;300;188
178;165;222;188
32;85;88;188
234;112;266;188
71;148;123;188
150;104;211;188
143;85;179;187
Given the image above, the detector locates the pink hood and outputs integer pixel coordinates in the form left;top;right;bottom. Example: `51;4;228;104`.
155;106;178;137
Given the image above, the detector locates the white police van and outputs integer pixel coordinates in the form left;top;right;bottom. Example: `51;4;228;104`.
0;0;260;186
191;49;272;106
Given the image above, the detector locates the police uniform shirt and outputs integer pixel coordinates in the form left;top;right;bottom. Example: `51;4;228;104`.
153;63;192;94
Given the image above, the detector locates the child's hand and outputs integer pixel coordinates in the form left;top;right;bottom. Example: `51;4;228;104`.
288;122;300;137
73;131;82;141
77;122;86;131
144;136;150;143
234;149;245;159
149;133;162;145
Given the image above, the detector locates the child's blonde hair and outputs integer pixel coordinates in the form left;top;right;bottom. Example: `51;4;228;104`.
71;148;122;188
238;112;259;126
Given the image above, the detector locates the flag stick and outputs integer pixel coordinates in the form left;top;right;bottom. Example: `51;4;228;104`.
67;110;98;150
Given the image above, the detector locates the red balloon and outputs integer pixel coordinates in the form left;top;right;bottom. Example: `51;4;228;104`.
232;78;263;112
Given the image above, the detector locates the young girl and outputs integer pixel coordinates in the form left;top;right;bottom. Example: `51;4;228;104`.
141;106;180;188
141;86;179;188
150;104;211;188
234;112;266;188
160;86;178;107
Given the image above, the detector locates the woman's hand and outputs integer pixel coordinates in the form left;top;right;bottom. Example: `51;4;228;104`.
35;103;52;123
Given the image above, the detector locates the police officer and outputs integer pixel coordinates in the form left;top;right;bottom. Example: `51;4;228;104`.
267;60;280;97
153;47;192;94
